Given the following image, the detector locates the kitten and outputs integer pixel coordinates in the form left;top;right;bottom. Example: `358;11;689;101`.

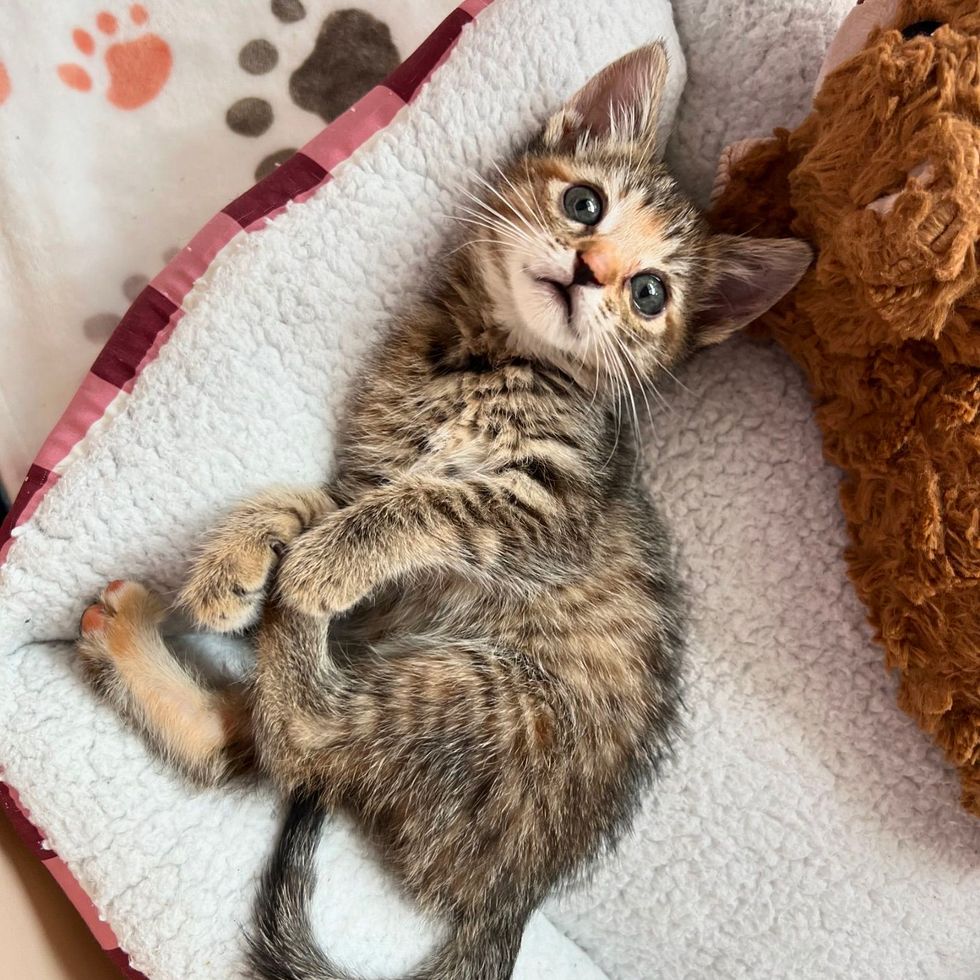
77;44;810;980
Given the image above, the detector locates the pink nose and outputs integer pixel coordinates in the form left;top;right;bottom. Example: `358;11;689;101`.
575;244;617;287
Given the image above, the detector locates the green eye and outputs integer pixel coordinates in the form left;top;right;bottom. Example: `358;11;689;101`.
563;185;603;226
630;273;667;317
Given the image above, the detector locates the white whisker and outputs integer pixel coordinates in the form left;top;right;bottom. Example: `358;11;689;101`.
606;333;642;464
447;209;534;253
454;181;540;248
465;170;541;241
613;336;658;427
492;161;549;232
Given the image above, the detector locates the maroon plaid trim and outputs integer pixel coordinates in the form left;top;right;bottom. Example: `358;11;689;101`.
0;463;49;544
223;151;328;228
0;782;54;858
385;8;474;102
91;286;178;388
104;948;150;980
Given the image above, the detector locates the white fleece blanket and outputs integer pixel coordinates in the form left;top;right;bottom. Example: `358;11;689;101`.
2;1;980;979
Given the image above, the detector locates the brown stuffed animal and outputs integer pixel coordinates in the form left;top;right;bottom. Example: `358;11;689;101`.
711;0;980;815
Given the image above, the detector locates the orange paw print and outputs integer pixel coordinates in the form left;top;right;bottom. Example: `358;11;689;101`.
0;63;9;106
57;5;171;110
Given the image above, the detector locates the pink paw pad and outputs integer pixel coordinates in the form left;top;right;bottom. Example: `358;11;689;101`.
80;604;108;635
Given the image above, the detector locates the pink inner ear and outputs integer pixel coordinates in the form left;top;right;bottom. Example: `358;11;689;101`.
573;64;644;136
723;245;811;319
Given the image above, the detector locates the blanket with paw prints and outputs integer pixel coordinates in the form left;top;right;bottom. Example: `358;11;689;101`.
0;0;457;499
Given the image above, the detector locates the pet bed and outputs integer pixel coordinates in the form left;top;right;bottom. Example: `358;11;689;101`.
1;1;978;979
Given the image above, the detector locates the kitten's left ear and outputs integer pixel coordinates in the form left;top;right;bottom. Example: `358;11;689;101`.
693;236;813;348
542;43;669;157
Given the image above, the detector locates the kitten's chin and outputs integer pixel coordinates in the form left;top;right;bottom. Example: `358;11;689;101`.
503;266;589;364
478;255;594;379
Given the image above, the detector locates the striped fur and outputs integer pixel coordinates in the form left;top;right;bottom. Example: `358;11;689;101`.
76;45;810;980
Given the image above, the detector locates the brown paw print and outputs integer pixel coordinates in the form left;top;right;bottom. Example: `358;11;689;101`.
226;3;400;181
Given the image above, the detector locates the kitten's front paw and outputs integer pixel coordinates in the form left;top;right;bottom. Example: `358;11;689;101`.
179;489;336;633
275;530;362;619
179;538;282;633
78;580;165;680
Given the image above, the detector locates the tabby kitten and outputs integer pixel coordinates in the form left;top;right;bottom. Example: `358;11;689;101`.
77;44;810;980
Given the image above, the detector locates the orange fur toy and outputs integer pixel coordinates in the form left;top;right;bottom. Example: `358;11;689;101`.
711;0;980;814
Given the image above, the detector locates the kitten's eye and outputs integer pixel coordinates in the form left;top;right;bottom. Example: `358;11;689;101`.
563;185;603;226
630;273;667;317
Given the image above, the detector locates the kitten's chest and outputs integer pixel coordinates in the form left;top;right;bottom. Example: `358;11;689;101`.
342;383;498;484
409;418;497;479
342;352;595;490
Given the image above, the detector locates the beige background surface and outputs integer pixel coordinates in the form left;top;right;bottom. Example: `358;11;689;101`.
0;815;117;979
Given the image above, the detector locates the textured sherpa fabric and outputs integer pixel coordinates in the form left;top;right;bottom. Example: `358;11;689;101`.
0;0;684;977
667;0;856;205
711;0;980;817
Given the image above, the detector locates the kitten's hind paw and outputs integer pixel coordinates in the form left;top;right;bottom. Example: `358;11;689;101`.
78;580;165;668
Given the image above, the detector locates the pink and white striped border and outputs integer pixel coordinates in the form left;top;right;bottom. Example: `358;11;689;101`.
0;2;492;976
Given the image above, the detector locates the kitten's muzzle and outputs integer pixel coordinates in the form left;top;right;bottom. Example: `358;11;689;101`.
535;250;604;320
536;277;573;318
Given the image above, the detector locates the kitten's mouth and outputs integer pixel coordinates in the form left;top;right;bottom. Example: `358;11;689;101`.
535;277;573;319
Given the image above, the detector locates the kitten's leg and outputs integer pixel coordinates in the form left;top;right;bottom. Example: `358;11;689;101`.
78;580;252;784
276;468;582;617
180;486;336;632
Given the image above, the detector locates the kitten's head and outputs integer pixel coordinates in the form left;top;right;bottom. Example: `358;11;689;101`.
465;44;812;382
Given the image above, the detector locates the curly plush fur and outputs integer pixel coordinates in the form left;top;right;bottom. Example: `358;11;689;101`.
711;0;980;815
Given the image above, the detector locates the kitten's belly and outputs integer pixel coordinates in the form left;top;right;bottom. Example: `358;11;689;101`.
333;576;493;652
336;562;651;664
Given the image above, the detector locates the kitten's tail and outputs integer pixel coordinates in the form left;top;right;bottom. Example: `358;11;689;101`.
247;789;527;980
248;788;337;980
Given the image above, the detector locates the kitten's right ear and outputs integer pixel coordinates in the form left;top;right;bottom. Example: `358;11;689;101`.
541;43;669;158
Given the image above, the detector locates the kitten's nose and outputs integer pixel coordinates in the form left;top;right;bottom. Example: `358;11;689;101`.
573;246;613;287
572;252;600;287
